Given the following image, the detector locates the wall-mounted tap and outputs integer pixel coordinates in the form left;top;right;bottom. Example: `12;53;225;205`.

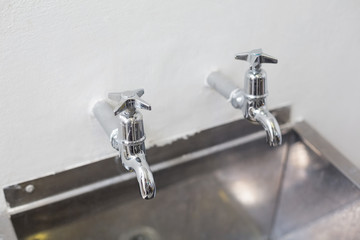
207;49;282;147
92;89;156;199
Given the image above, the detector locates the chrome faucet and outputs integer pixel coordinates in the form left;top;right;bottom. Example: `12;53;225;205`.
207;49;282;147
92;89;156;199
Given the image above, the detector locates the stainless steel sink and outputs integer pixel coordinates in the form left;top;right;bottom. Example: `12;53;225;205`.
4;107;360;240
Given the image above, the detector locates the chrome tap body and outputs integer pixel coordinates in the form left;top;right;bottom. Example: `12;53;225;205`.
93;89;156;199
207;49;282;147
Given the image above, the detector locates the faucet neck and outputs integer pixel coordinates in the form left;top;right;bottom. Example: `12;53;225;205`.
121;107;137;118
250;64;261;74
244;69;268;97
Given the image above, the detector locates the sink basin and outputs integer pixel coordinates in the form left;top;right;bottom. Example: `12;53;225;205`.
4;108;360;240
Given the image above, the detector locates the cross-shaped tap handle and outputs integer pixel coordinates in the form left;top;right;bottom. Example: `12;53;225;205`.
108;89;151;116
235;49;278;70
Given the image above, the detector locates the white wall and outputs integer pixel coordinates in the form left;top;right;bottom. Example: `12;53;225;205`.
1;0;359;238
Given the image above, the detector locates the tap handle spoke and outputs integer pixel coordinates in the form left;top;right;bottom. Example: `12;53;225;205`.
108;89;151;116
235;49;277;70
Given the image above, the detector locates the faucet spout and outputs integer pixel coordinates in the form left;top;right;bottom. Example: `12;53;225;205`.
122;153;156;199
136;165;156;199
252;107;282;147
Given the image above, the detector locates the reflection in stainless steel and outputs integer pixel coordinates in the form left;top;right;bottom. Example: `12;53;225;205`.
278;198;360;240
294;121;360;189
6;120;360;240
285;143;312;182
207;49;282;147
119;226;162;240
229;181;259;205
93;89;156;199
271;140;360;239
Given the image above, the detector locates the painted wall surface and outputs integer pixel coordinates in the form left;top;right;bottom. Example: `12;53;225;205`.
1;0;360;238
